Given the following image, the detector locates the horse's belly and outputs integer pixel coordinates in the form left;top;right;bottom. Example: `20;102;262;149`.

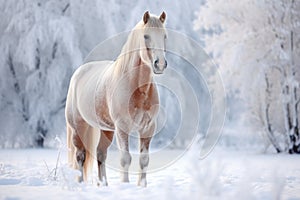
80;112;114;131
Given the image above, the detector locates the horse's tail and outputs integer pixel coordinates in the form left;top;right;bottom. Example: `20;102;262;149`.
67;123;100;181
67;123;76;169
83;127;100;181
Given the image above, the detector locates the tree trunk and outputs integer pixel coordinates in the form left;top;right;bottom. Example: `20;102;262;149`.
264;73;282;153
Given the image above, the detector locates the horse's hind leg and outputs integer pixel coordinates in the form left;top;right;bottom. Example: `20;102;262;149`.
116;127;132;182
72;133;86;182
71;122;90;182
97;130;114;186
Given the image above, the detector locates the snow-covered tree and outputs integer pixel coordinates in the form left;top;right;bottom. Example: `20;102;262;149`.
0;0;82;147
194;0;300;153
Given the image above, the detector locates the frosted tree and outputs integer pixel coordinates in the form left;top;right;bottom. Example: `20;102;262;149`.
194;0;300;153
0;1;82;147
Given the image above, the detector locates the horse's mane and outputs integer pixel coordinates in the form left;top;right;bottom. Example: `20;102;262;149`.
114;15;165;74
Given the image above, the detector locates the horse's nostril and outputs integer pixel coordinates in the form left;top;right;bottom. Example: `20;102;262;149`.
165;60;167;68
154;59;159;66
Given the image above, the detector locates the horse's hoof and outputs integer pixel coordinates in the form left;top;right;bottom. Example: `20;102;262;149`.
97;181;108;187
138;178;147;187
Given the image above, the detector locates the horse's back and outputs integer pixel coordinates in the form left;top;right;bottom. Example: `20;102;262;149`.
71;61;113;86
66;61;113;128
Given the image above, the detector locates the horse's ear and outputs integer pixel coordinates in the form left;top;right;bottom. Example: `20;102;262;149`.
143;11;150;24
159;11;166;23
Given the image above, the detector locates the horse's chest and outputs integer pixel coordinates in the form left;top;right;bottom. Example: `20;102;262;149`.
133;94;152;110
130;87;158;112
129;88;159;126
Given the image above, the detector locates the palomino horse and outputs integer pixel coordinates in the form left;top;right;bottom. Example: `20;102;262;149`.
66;11;167;187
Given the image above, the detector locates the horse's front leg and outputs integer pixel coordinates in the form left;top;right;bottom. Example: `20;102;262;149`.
116;127;132;182
138;124;154;187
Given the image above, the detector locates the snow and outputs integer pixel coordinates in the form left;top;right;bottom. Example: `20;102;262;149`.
0;148;300;200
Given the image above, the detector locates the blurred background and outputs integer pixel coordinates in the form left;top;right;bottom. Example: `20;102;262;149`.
0;0;299;154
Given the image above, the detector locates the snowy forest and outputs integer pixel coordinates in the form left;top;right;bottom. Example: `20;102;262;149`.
0;0;300;154
195;0;300;154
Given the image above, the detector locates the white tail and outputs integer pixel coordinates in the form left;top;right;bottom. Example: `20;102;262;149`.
67;124;75;168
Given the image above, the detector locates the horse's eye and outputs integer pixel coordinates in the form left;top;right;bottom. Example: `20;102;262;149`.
164;35;167;39
144;35;150;40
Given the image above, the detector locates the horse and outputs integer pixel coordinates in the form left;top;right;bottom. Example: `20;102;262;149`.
66;11;167;187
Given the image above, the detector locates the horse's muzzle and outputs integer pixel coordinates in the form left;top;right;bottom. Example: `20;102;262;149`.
153;59;167;74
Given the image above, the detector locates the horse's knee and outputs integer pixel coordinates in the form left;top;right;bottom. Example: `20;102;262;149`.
120;152;132;168
139;138;150;169
97;150;107;165
139;153;149;170
72;133;86;166
76;149;86;167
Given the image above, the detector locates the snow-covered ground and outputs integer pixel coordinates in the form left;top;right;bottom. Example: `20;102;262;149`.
0;147;300;200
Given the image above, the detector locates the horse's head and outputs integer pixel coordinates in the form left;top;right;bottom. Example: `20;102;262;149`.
140;11;167;75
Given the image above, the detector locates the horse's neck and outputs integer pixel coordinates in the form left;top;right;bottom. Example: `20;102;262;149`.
137;62;153;95
127;52;153;95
